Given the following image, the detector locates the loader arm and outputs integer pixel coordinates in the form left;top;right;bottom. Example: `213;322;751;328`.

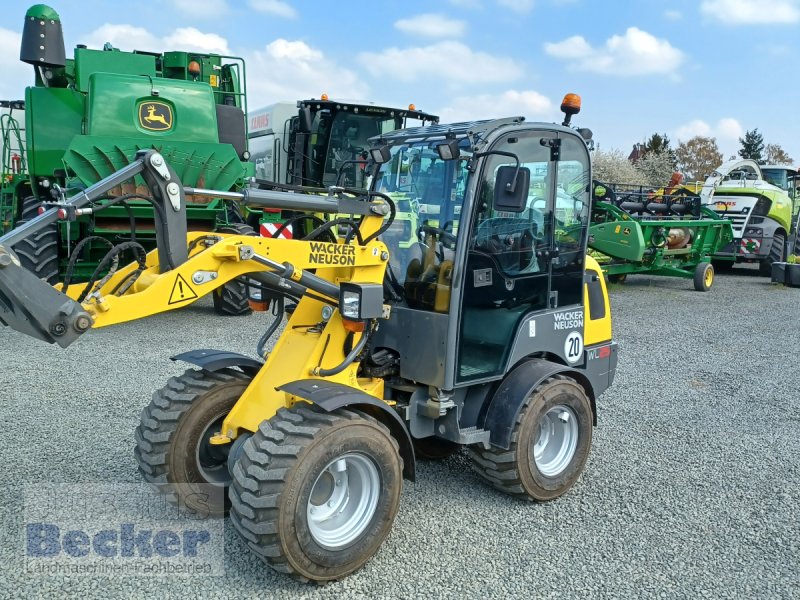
0;151;392;347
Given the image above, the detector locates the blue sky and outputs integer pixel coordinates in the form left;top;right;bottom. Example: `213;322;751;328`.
1;0;799;161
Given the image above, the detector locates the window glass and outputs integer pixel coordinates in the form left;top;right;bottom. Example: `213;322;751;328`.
372;140;473;312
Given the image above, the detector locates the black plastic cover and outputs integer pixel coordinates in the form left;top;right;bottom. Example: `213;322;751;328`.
21;14;65;67
216;104;247;159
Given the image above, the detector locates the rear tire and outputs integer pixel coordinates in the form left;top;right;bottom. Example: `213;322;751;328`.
469;375;593;501
13;196;59;284
759;232;785;277
212;223;254;316
134;368;251;517
693;262;714;292
230;405;403;582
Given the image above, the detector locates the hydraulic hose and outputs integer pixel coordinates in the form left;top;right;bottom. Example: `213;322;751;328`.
256;296;284;359
361;191;396;245
313;324;372;377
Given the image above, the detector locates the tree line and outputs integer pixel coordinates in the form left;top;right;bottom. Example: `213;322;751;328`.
592;129;794;186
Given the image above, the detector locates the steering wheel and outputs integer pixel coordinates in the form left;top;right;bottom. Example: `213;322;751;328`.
418;223;457;250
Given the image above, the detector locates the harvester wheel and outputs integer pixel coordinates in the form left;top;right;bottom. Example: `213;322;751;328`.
468;375;592;501
134;368;251;517
13;196;59;284
230;405;402;583
412;436;462;460
759;232;785;277
693;262;714;292
212;223;255;316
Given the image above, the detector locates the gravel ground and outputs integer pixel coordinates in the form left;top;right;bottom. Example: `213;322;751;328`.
1;265;798;599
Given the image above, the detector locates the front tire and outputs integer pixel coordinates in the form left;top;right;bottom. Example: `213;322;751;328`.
693;262;714;292
469;375;593;501
759;232;786;277
134;368;251;517
13;196;59;284
212;223;255;316
230;405;403;582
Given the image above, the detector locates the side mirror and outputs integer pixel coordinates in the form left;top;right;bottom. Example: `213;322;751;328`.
493;165;530;212
369;145;392;165
298;106;312;133
435;139;460;161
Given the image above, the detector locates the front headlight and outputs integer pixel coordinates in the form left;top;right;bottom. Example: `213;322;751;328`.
341;290;361;319
744;227;763;236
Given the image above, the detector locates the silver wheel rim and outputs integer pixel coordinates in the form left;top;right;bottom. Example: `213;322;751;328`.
533;405;579;477
195;416;231;486
307;453;380;550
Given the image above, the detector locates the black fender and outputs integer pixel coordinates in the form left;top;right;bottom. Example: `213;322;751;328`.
171;349;263;377
278;379;415;481
481;358;596;450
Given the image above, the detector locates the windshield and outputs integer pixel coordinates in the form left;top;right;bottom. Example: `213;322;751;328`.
762;167;793;191
309;111;400;188
372;139;473;291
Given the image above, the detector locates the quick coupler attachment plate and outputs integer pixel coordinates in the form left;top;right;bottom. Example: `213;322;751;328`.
0;245;92;348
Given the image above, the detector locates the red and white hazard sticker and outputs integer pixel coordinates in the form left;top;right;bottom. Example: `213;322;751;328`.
260;223;293;239
739;238;761;254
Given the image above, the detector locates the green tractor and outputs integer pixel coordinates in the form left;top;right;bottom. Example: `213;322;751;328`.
0;4;254;314
246;97;438;253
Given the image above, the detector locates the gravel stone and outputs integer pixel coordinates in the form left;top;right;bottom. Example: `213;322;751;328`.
1;266;798;598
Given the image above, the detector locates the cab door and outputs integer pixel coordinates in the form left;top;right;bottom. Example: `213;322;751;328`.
549;134;591;308
456;131;557;383
455;131;591;384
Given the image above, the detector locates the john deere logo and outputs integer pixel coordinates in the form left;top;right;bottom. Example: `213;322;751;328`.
138;101;173;131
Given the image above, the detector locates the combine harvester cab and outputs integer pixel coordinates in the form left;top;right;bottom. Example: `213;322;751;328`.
589;178;734;291
693;160;794;275
3;5;254;314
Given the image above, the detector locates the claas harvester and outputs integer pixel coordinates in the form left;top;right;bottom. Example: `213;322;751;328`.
1;4;254;314
0;97;617;582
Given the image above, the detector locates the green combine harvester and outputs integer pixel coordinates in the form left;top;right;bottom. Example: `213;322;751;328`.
0;4;254;314
590;181;734;291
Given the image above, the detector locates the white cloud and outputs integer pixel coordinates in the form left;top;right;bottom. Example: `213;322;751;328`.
664;9;682;20
700;0;800;24
168;0;230;18
85;24;230;54
246;39;368;104
394;13;468;38
248;0;297;19
0;27;31;100
163;28;231;54
497;0;535;12
438;89;554;122
544;35;592;59
358;41;523;85
85;24;160;51
674;117;744;156
544;27;684;76
717;118;745;141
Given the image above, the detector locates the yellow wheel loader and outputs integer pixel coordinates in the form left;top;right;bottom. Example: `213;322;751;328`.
0;98;617;582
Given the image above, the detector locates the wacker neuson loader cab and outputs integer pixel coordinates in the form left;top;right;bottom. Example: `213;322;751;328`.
0;96;616;582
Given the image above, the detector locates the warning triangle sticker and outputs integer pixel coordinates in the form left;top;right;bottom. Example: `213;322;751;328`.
168;273;199;305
